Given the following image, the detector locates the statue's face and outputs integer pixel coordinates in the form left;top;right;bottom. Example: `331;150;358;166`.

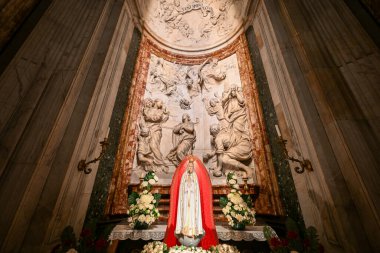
210;124;220;136
155;99;163;108
145;99;153;107
182;114;190;122
188;161;194;173
186;78;193;85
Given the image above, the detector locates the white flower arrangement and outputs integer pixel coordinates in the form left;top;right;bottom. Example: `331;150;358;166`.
127;171;161;229
220;172;256;229
209;244;240;253
65;249;78;253
169;246;209;253
141;241;168;253
140;242;241;253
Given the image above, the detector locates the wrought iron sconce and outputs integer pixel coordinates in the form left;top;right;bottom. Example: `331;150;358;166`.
275;125;313;174
78;129;109;174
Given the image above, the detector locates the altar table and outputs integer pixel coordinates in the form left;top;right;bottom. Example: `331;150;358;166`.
108;222;267;242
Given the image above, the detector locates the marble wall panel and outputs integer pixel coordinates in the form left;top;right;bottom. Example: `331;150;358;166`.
251;0;380;252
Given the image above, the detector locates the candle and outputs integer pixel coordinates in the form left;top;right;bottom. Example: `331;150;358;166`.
105;127;110;138
275;124;282;137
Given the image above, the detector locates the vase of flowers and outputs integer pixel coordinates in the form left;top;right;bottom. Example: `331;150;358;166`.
127;171;161;229
231;222;246;230
219;172;256;230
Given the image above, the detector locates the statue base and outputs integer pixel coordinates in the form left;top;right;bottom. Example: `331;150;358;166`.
176;234;204;247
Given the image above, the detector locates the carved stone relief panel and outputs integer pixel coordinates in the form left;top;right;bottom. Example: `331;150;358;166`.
130;53;256;185
106;36;284;216
139;0;250;51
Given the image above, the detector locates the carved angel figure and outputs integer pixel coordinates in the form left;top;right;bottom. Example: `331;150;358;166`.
203;96;228;129
221;86;247;133
200;58;226;87
150;57;177;95
137;125;155;171
139;98;170;172
185;58;225;98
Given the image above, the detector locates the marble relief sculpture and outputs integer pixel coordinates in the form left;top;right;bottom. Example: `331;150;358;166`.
203;86;254;177
179;98;192;110
137;98;170;172
182;57;223;98
204;124;253;177
149;57;178;96
221;86;247;133
203;96;228;129
167;114;198;166
141;54;255;178
199;58;226;89
148;56;226;100
146;0;246;50
137;125;154;171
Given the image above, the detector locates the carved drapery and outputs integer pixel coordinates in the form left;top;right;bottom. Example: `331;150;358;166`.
105;34;284;216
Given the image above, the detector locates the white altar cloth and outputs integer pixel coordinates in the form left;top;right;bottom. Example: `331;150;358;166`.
108;223;267;241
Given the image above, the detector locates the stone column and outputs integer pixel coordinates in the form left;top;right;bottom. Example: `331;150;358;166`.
0;0;134;252
249;0;380;252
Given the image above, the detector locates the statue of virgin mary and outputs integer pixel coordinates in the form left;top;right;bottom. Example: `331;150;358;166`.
164;156;218;250
174;158;204;240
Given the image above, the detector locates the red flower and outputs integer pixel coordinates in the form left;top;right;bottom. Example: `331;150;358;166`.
62;239;74;246
303;238;311;248
281;238;289;247
287;231;298;240
95;238;107;251
269;237;282;248
80;228;92;238
85;239;93;247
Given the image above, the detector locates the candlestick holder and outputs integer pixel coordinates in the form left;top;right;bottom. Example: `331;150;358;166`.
78;137;109;174
277;138;313;174
242;177;249;193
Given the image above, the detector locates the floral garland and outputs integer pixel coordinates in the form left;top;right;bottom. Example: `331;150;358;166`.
219;172;256;229
141;242;240;253
127;171;161;229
